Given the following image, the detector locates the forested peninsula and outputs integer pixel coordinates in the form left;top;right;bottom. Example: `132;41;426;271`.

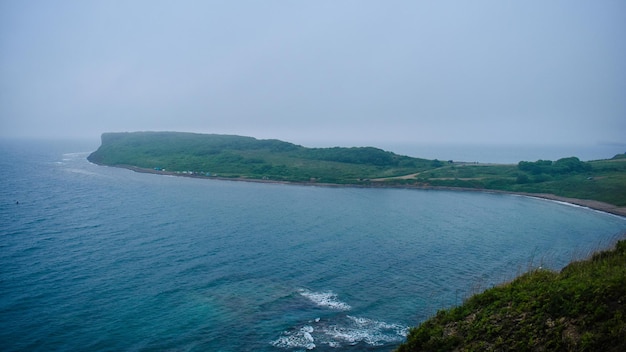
88;131;626;215
89;131;626;351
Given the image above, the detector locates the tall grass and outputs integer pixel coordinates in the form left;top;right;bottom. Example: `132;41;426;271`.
396;234;626;352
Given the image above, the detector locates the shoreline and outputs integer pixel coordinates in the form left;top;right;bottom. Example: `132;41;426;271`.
110;164;626;218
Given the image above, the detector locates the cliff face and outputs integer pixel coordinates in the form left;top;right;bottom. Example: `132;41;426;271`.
396;240;626;352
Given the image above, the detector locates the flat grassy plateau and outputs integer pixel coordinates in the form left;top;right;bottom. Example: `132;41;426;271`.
88;132;626;207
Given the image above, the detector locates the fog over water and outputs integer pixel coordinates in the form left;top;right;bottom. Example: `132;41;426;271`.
374;143;626;164
1;1;625;149
2;3;625;350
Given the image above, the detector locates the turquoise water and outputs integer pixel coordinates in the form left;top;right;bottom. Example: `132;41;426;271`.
1;140;625;351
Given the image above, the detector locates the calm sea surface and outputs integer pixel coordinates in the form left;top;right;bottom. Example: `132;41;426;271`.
1;140;625;351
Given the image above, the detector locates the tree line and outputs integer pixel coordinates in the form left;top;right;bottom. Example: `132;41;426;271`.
518;157;591;175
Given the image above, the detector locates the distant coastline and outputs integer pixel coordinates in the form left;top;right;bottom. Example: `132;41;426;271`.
98;163;626;218
87;131;626;218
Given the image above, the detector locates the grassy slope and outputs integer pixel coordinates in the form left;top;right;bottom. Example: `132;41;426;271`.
396;239;626;352
88;131;626;205
377;156;626;206
87;131;438;183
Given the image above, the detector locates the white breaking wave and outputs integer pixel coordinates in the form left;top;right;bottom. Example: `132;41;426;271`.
62;152;90;157
323;315;409;347
272;291;407;350
271;325;316;350
298;289;352;311
271;315;409;349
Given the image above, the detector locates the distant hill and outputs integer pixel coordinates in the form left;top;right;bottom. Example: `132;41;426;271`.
87;131;436;183
88;131;626;208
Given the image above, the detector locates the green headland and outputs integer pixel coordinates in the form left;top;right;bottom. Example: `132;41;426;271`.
88;131;626;351
88;131;626;214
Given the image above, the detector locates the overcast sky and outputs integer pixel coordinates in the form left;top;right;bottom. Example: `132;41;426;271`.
1;0;625;148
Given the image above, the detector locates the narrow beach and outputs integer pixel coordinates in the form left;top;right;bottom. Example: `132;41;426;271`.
107;164;626;218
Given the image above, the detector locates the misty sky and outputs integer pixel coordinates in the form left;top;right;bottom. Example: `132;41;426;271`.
1;1;625;147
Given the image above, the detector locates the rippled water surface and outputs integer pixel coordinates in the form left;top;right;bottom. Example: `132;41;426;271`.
1;140;625;351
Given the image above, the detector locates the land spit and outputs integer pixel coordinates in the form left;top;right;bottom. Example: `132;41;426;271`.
102;164;626;218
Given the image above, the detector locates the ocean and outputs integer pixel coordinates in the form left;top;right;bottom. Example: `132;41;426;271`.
374;142;626;164
1;139;625;351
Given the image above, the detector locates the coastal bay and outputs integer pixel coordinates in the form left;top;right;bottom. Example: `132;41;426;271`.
2;139;626;351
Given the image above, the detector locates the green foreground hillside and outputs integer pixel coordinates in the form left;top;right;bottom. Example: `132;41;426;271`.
88;131;626;206
396;239;626;352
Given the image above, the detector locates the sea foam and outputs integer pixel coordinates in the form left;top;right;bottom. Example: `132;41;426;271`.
271;325;316;350
271;315;409;349
298;289;351;311
273;290;408;349
323;315;409;346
